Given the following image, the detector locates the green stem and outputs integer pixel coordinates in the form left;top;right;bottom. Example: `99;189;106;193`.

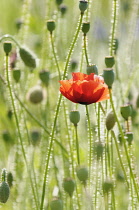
109;89;139;199
50;32;61;80
75;125;80;165
83;34;89;66
5;55;39;209
0;34;20;47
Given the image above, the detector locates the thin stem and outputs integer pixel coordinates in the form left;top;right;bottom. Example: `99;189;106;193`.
109;89;139;199
75;125;80;166
5;55;39;209
50;32;61;80
83;34;89;66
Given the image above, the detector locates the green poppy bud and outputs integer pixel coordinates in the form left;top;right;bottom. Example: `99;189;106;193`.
7;172;13;188
69;111;80;126
94;142;104;160
7;110;13;120
19;47;36;68
70;59;78;71
105;56;115;68
30;129;41;146
39;70;50;86
106;111;116;131
2;130;11;143
63;178;75;197
87;64;98;75
125;132;133;145
56;0;63;6
13;68;21;83
3;41;12;55
82;22;90;34
103;68;115;89
79;1;88;13
60;5;67;16
47;20;56;33
120;104;132;120
76;167;88;183
50;198;63;210
27;85;44;104
102;179;113;194
0;182;10;203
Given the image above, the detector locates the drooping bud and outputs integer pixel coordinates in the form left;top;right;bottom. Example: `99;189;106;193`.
3;41;12;55
27;85;44;104
82;22;90;34
102;179;113;194
63;178;75;197
47;20;56;33
94;142;104;160
19;47;36;68
103;68;115;89
79;1;88;13
69;111;80;126
39;70;50;87
76;167;88;183
105;111;116;131
50;198;63;210
105;56;115;68
120;104;132;120
125;132;133;145
13;68;21;83
30;129;41;146
87;64;98;75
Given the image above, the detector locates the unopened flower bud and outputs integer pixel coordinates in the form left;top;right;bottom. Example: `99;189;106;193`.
30;129;41;146
70;59;78;71
106;111;116;131
7;110;13;120
0;182;10;203
79;1;88;13
94;142;104;160
27;85;44;104
56;0;63;6
120;104;132;120
7;172;13;188
3;41;12;55
60;5;67;16
103;68;115;88
19;47;36;68
39;70;50;86
2;130;11;143
76;167;88;183
87;64;98;75
105;56;115;68
69;111;80;126
63;178;75;197
13;68;21;83
125;132;133;145
102;179;113;194
47;20;56;33
82;22;90;34
50;198;63;210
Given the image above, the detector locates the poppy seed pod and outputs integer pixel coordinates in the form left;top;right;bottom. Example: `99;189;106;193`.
120;104;132;120
30;129;41;146
69;111;80;126
27;86;44;104
39;70;50;86
70;59;78;71
82;22;90;34
0;182;10;203
47;20;56;33
87;64;98;75
76;167;88;182
79;1;88;13
102;179;113;194
94;142;104;160
125;132;133;145
19;47;36;68
60;5;67;16
106;111;116;131
63;178;76;197
56;0;63;6
3;41;12;55
13;68;21;83
105;56;115;68
50;198;63;210
103;68;115;89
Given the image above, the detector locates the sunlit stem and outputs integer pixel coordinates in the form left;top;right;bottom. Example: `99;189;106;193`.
74;124;80;166
83;33;89;66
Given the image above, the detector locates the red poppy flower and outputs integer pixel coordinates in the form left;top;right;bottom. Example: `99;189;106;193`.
59;72;109;105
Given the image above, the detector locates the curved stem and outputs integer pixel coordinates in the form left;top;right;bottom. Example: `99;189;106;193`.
0;34;20;47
